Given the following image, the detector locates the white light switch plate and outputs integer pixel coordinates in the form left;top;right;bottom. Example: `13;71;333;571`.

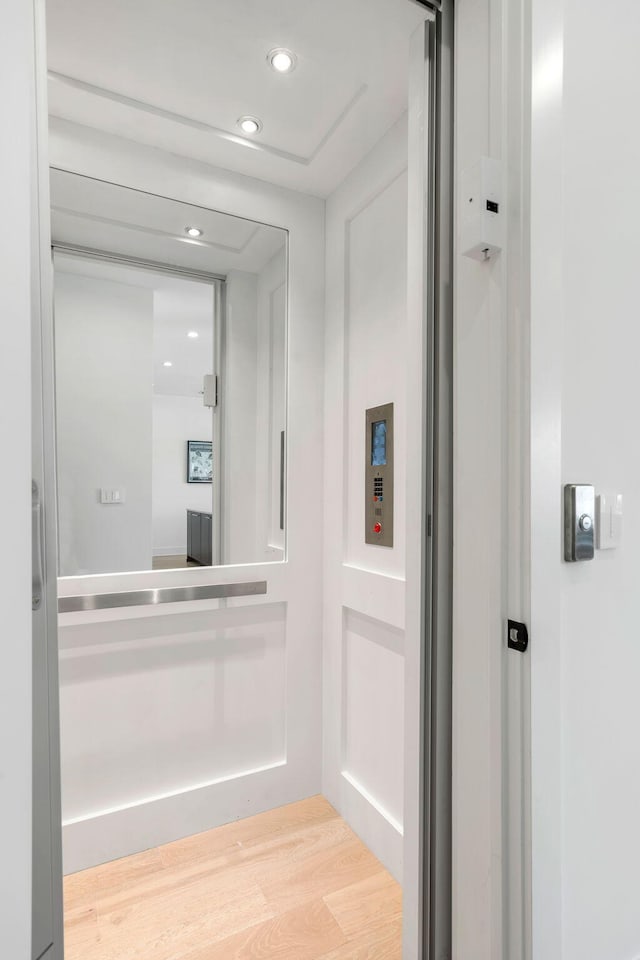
100;488;125;504
597;492;623;550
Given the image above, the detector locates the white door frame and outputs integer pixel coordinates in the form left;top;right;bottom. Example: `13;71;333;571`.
1;3;43;957
406;4;533;959
451;0;532;958
18;0;533;957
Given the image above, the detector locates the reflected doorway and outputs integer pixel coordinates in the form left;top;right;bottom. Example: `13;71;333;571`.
51;171;289;575
53;251;220;573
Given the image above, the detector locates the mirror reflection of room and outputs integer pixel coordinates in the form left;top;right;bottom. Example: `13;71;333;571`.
51;172;287;575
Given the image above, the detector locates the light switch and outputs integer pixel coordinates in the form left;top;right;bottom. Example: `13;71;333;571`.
597;492;623;550
100;488;125;504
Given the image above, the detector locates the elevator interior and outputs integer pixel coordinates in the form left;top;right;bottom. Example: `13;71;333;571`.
35;1;443;957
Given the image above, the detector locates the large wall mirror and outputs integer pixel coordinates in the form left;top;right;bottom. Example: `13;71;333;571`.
50;169;288;575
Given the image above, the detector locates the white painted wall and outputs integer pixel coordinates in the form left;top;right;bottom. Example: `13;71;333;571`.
223;269;258;564
255;247;287;561
59;599;288;871
223;252;287;565
54;270;154;575
152;395;212;556
531;1;640;958
323;115;408;882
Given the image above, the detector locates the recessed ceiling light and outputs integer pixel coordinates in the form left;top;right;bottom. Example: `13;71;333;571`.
238;116;262;135
187;331;199;339
163;361;173;367
185;226;203;238
268;48;297;74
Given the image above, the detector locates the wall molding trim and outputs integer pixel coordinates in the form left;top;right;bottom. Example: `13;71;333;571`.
49;71;368;169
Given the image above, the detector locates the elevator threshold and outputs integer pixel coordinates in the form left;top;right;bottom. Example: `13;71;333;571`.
63;795;402;960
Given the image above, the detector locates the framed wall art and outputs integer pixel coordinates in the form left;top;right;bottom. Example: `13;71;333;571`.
187;440;212;483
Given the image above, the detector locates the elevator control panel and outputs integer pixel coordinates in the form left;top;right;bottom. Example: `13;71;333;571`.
564;483;595;562
365;402;394;547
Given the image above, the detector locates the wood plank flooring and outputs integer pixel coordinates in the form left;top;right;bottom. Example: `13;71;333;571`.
152;555;198;570
64;795;402;960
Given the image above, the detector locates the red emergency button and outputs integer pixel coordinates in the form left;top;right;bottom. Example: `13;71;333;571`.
373;522;382;534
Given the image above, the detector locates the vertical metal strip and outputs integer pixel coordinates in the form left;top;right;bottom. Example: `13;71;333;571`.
423;3;454;958
421;18;437;953
212;279;224;565
32;1;65;957
279;430;285;531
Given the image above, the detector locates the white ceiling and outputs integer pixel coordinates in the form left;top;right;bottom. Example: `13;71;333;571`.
50;169;287;275
55;252;215;399
45;0;426;197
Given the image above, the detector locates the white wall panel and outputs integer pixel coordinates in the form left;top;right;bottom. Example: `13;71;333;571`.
345;172;407;578
255;247;286;560
342;609;404;831
323;116;408;882
0;3;36;954
59;602;286;871
60;604;285;816
49;124;325;877
223;269;258;564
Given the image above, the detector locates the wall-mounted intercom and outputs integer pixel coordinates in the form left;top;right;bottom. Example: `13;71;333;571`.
365;402;394;547
460;156;503;261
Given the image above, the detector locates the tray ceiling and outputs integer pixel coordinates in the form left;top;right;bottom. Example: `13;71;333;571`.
46;0;426;196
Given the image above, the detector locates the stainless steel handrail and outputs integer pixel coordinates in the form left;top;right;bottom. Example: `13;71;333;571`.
58;580;267;614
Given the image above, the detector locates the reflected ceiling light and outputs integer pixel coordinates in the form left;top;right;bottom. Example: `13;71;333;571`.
238;115;262;135
163;361;173;367
268;48;297;74
187;331;199;339
185;226;203;238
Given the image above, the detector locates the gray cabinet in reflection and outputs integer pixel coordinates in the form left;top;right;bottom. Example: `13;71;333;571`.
187;510;212;566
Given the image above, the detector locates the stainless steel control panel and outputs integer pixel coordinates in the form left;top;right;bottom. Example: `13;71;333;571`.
564;483;595;561
365;402;394;547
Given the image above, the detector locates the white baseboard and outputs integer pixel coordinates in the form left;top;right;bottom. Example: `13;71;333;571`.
333;770;403;882
61;759;321;875
152;546;186;557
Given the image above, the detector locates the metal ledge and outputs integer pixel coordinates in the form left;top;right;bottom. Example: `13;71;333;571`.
58;580;267;614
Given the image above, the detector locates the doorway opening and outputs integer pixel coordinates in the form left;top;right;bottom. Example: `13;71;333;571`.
51;248;221;575
32;2;453;959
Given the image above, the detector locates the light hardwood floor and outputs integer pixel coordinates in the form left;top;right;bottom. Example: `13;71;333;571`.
152;555;198;570
64;795;402;960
